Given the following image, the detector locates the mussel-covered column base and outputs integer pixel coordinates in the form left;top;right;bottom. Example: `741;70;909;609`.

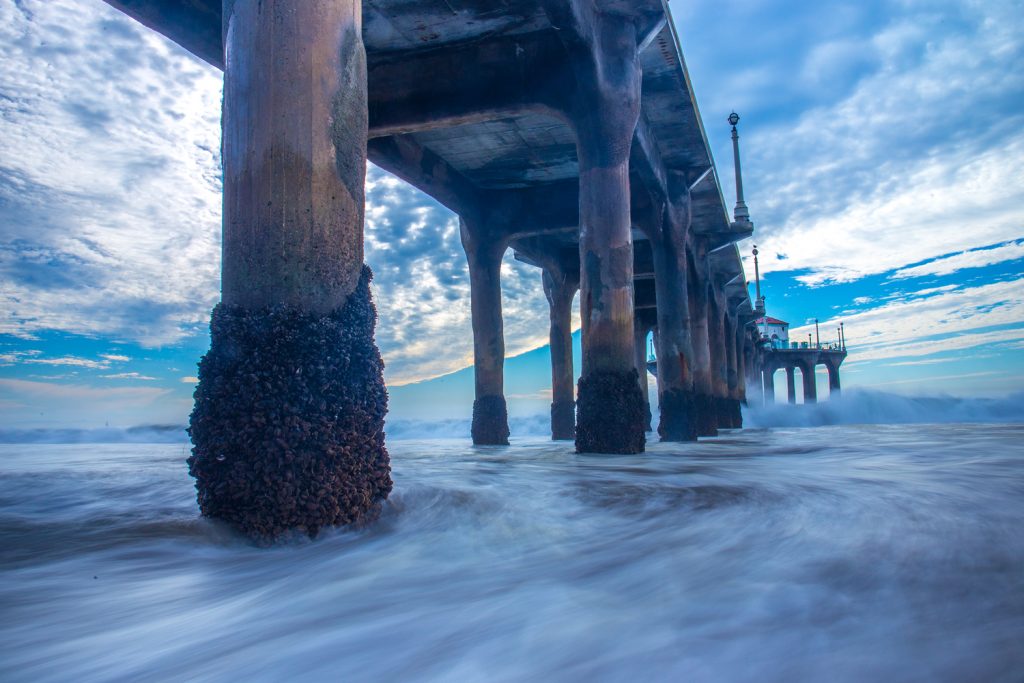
658;387;698;441
576;369;646;454
472;395;510;445
188;267;391;542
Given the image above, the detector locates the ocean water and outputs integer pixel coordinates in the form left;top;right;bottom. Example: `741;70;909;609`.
2;421;1023;682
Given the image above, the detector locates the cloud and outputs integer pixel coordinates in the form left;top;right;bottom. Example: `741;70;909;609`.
100;353;130;362
363;167;555;385
733;0;1024;286
0;377;168;402
180;376;199;384
1;0;1019;395
23;356;111;369
891;241;1024;279
0;0;222;346
0;1;558;386
101;372;157;380
789;277;1024;363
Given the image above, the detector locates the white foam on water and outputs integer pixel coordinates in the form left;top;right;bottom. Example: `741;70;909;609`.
1;424;1022;682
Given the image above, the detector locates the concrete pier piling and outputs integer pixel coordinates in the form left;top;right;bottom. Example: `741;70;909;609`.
542;265;579;441
555;5;646;454
648;190;699;441
187;0;391;541
689;264;718;437
461;216;511;445
802;362;818;404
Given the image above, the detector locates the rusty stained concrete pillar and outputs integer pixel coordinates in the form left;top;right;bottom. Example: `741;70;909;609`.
559;7;645;453
188;0;392;541
688;251;716;437
461;215;510;445
648;189;699;441
543;265;579;440
802;362;818;404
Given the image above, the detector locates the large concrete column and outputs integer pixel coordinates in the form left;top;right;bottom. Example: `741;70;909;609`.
188;0;391;541
786;366;797;404
649;189;698;441
560;8;645;453
461;217;510;445
543;266;579;440
802;362;818;404
827;362;842;397
688;253;716;436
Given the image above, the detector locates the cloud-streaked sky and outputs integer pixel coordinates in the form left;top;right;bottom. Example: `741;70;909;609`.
1;0;1021;428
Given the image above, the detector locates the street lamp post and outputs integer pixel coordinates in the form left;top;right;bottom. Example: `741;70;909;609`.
840;322;846;350
815;318;820;349
728;112;750;225
752;244;765;318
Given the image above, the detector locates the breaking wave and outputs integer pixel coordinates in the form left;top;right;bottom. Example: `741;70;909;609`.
742;388;1024;428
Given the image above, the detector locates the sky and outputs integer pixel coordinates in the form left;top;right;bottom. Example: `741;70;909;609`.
0;0;1022;429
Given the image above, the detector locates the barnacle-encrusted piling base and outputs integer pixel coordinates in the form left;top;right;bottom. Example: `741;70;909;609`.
187;266;391;542
472;395;510;445
575;369;646;454
695;393;719;437
551;400;576;440
658;388;698;442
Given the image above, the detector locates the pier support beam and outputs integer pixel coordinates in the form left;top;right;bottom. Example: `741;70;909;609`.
688;252;717;436
647;188;698;441
461;216;510;445
188;0;391;541
555;5;645;453
786;366;797;404
542;265;579;440
802;362;818;404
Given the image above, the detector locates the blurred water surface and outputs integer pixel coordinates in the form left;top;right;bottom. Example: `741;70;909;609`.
2;424;1023;682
